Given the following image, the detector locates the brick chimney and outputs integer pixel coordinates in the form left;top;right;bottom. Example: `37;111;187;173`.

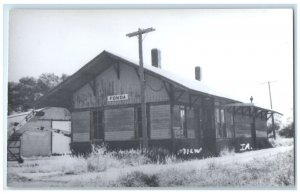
151;49;161;68
195;66;201;81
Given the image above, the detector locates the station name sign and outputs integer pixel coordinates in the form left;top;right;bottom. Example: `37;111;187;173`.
107;94;129;102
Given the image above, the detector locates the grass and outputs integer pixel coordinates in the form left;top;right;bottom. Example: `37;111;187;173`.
269;136;294;147
114;148;294;187
7;145;174;177
7;140;294;188
165;149;293;187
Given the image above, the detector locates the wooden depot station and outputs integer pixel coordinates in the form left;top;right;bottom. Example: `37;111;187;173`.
36;49;281;157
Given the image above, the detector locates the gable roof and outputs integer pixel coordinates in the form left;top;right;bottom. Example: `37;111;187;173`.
35;50;280;114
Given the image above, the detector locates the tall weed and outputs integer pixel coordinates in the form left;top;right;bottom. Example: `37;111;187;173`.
269;136;294;147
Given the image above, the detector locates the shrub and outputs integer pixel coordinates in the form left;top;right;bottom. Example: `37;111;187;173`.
118;171;159;187
144;147;171;163
279;122;294;138
256;138;273;149
112;149;151;166
86;145;123;172
219;147;235;157
12;155;88;174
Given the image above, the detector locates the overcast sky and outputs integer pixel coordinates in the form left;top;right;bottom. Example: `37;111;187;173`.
8;9;293;122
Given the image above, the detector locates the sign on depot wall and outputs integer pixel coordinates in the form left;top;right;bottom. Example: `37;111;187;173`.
107;94;129;102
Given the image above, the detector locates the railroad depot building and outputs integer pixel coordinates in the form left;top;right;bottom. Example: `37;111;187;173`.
36;50;281;156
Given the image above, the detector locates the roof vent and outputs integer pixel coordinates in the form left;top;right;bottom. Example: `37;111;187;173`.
195;66;201;81
151;49;161;68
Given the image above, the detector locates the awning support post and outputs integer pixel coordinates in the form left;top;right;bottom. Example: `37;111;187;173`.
251;107;257;149
271;113;276;139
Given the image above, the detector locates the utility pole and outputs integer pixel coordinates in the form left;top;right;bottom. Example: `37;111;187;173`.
260;80;277;139
126;27;155;150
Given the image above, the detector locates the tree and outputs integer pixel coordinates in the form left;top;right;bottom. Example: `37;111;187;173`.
8;77;38;113
8;73;68;114
8;81;20;114
37;73;61;93
279;122;294;138
60;73;69;82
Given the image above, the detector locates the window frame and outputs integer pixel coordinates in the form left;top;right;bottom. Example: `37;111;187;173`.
215;107;228;138
173;104;188;139
91;109;104;140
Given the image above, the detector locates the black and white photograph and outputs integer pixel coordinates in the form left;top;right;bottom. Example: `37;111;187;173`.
4;4;295;189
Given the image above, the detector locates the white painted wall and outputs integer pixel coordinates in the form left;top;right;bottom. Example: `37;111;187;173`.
52;133;71;154
52;121;71;132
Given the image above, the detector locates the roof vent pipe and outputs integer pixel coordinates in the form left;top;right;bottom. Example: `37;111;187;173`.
195;66;201;81
151;49;161;68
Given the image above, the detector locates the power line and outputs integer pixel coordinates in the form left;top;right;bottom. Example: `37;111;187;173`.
260;80;278;139
126;27;155;150
259;80;277;109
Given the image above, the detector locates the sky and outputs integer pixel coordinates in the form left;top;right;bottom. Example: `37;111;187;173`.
8;9;294;123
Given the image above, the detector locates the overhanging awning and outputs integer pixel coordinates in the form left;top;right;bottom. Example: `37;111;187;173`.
222;103;283;120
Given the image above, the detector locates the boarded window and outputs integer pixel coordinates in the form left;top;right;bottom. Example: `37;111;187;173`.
104;107;135;141
150;104;171;139
256;118;268;138
234;115;252;138
72;111;90;142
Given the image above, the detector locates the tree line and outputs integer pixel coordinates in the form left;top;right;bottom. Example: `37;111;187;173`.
8;73;69;115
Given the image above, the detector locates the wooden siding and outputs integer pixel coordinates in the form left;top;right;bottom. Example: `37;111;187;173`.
72;111;90;142
176;92;189;103
73;132;89;142
105;131;135;141
145;74;169;102
72;64;169;109
187;130;195;139
150;104;171;139
104;108;135;140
